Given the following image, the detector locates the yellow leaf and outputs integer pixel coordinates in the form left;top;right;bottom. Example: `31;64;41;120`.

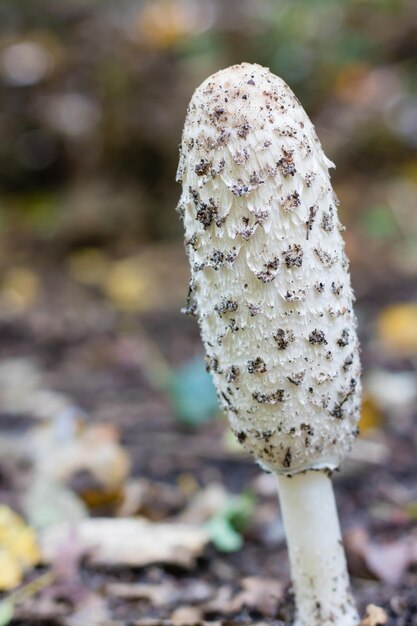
359;396;383;432
377;303;417;356
80;487;123;511
0;506;40;591
67;248;110;287
1;268;39;312
104;258;151;311
0;550;21;591
135;0;193;49
177;473;199;497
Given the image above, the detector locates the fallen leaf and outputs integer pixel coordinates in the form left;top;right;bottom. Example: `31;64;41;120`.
0;506;40;591
365;538;415;586
118;478;185;520
104;257;152;311
106;581;178;606
345;526;417;584
67;248;110;287
231;577;282;617
360;603;388;626
359;395;383;431
377;303;417;356
31;422;130;492
202;585;234;615
1;267;40;312
40;517;209;568
106;579;214;607
171;605;203;625
63;592;110;626
0;552;22;593
130;621;221;626
178;483;228;525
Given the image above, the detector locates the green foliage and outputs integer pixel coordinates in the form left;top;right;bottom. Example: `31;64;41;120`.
205;492;256;553
362;205;398;239
0;601;13;626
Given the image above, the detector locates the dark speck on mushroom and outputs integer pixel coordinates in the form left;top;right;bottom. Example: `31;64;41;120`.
309;330;327;345
273;328;294;350
337;329;349;347
283;244;303;268
195;159;211;176
247;357;267;374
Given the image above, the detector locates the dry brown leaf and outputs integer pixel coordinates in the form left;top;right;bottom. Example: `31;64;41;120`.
107;579;214;608
118;478;185;520
364;538;416;586
31;422;130;491
345;526;417;585
231;577;282;617
360;603;388;626
63;592;110;626
171;605;203;625
202;585;234;615
177;483;228;525
106;581;178;606
40;517;209;569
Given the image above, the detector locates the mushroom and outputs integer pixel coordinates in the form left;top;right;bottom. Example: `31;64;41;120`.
176;63;361;626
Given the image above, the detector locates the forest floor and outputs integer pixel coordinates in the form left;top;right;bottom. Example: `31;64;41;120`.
0;243;416;626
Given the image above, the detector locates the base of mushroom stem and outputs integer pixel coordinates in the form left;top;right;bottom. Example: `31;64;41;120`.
276;470;359;626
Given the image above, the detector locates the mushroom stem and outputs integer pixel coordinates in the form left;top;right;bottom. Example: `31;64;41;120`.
276;471;358;626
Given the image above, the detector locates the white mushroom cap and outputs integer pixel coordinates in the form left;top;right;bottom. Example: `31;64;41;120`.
177;63;361;475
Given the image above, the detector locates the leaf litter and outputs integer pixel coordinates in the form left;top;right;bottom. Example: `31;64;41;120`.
0;252;416;625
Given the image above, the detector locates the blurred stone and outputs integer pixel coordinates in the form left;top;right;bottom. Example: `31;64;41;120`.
1;41;52;86
41;93;101;138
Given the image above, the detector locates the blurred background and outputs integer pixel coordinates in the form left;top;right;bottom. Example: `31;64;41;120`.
0;1;416;624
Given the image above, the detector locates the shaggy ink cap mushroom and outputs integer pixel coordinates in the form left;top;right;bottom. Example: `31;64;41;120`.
177;63;362;626
176;63;361;476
